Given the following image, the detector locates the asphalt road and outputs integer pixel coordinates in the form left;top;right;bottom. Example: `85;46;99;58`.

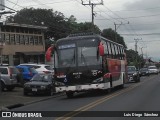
1;74;160;120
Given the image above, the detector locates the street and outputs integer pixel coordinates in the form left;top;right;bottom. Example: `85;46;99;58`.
1;74;160;120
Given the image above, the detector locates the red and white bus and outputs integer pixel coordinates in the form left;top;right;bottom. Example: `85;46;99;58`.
46;33;127;98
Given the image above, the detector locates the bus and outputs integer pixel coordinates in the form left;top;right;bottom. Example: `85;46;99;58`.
46;33;127;98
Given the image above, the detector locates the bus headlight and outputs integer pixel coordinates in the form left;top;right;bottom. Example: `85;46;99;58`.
55;81;65;86
93;78;103;83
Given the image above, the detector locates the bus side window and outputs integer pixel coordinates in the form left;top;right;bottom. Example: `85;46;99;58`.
111;43;115;59
106;41;112;58
114;44;118;59
122;47;125;59
120;47;124;60
119;47;122;59
117;46;121;60
117;46;120;59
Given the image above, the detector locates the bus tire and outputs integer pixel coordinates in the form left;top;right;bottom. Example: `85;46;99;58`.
110;77;112;88
66;91;74;98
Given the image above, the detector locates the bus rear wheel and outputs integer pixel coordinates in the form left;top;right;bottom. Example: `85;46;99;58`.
66;91;74;98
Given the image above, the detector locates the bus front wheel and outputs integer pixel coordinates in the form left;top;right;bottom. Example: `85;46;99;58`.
66;91;74;98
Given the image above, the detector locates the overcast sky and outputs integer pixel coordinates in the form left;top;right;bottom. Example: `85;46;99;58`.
2;0;160;61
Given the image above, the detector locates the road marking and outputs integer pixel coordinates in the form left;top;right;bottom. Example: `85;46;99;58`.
55;75;157;120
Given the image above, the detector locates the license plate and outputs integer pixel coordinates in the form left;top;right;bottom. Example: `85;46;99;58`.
76;85;81;91
32;88;37;92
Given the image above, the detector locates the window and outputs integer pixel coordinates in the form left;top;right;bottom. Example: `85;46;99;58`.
110;43;115;58
2;55;9;64
106;42;112;56
24;35;29;45
119;47;124;59
78;47;101;66
5;34;10;44
114;44;118;59
20;35;24;44
0;33;5;43
39;36;43;45
10;34;15;44
15;34;20;44
117;46;121;59
34;36;38;45
0;68;8;74
29;36;34;45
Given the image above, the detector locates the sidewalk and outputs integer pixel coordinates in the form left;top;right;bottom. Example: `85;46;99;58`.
0;87;59;111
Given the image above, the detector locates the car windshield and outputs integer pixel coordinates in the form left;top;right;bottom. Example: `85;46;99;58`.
127;67;136;72
45;66;53;70
149;66;157;69
31;74;52;82
29;68;38;73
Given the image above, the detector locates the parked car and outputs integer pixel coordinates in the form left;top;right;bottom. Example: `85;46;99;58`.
148;66;159;74
16;66;38;82
23;74;55;96
18;63;54;74
0;66;23;91
140;68;150;76
127;66;140;82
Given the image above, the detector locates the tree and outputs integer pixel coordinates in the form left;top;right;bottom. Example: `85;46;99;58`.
101;28;127;48
6;8;71;40
126;49;145;68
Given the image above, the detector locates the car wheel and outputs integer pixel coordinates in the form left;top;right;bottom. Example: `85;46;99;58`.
66;91;74;98
6;86;15;91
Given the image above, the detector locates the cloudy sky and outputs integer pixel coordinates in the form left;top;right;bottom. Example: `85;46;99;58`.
2;0;160;61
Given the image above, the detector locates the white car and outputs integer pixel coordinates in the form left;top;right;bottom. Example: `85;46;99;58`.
148;66;158;74
18;63;54;74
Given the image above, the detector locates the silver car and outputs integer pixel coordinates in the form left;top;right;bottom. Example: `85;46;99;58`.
0;66;18;91
148;66;158;74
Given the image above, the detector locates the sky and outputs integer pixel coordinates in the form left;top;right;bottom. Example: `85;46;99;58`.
1;0;160;61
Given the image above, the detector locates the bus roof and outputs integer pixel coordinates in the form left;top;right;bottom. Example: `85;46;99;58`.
56;33;124;47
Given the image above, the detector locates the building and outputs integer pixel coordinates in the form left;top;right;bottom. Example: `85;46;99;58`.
0;23;47;65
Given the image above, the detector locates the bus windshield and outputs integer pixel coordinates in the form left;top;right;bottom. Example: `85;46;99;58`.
55;38;101;68
58;48;75;67
78;47;101;66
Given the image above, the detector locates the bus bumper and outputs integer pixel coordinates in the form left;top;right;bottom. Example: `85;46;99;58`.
55;83;110;93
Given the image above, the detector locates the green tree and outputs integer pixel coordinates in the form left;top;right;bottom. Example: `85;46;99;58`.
6;8;71;40
126;49;145;68
101;28;127;48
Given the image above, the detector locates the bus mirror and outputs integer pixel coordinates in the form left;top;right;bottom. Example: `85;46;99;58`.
46;46;54;62
99;43;104;56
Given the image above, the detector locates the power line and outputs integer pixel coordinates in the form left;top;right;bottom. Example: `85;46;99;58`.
96;6;160;12
6;0;75;9
0;4;17;12
120;33;160;36
95;13;160;20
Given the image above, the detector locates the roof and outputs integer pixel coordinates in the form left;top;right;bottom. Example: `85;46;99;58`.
4;22;47;30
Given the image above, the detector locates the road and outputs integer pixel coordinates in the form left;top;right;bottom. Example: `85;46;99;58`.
1;74;160;120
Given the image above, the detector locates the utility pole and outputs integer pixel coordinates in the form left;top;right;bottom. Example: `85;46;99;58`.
134;38;142;69
81;0;103;31
114;21;129;41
